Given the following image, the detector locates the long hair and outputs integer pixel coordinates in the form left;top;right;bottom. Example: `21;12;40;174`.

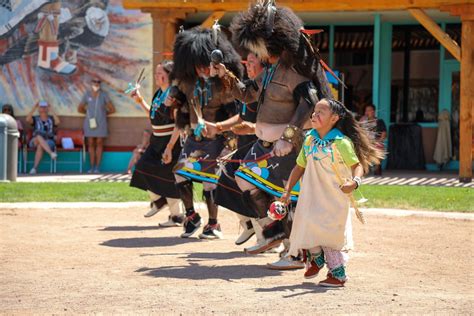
230;2;332;99
325;99;385;173
1;104;15;118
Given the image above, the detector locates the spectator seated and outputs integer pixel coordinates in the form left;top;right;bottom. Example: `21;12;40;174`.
23;129;85;173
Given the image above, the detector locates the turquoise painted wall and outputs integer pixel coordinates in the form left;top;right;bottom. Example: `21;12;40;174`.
22;151;132;174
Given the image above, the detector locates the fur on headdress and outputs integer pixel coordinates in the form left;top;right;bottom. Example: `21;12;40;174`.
230;0;333;99
171;27;243;84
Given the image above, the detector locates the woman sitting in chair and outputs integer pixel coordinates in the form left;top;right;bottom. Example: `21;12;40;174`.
26;100;60;174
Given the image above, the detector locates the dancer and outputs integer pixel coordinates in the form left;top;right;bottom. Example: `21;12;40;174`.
211;53;264;246
281;98;384;287
127;129;151;175
171;26;243;239
129;61;184;227
212;1;332;268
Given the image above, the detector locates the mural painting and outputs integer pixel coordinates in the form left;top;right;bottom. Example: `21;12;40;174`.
0;0;152;117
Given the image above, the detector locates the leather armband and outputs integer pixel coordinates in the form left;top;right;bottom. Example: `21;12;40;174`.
280;125;304;150
222;70;239;91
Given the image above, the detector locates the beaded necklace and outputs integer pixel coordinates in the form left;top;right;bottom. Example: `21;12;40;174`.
256;60;279;113
193;78;213;108
304;128;344;161
150;87;170;119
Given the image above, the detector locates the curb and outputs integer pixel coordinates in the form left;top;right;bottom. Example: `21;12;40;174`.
0;202;472;220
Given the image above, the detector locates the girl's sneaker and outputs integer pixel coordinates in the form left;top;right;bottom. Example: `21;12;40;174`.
304;262;322;279
319;273;346;287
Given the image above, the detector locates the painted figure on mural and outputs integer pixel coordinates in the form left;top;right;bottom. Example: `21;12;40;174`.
0;0;109;74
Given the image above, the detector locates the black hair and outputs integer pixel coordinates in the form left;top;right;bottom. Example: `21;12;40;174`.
1;104;15;118
364;104;376;111
230;3;332;99
322;98;385;173
171;27;243;84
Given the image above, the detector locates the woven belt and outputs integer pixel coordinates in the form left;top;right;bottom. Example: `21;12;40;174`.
152;123;174;136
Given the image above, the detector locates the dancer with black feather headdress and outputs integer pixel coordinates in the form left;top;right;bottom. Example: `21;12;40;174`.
210;0;333;269
170;25;244;240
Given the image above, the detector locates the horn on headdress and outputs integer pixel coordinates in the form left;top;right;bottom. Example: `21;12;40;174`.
255;0;276;37
212;20;221;46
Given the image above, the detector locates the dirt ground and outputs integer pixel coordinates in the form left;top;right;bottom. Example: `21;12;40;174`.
1;205;473;314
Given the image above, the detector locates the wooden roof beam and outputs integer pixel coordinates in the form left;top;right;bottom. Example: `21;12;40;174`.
124;0;464;12
408;8;461;61
201;11;226;28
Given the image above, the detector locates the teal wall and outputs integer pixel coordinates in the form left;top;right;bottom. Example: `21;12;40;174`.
21;151;132;174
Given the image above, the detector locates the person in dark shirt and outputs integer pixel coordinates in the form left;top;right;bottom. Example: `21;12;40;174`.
25;100;60;174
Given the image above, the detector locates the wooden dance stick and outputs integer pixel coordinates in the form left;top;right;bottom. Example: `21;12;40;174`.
330;145;366;224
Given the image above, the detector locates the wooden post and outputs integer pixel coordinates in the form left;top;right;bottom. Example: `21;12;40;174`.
145;9;192;91
459;17;473;182
442;4;474;182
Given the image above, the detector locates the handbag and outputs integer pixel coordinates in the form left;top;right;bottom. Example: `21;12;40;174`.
88;94;100;129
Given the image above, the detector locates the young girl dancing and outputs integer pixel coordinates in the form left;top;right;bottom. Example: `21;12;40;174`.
280;98;384;287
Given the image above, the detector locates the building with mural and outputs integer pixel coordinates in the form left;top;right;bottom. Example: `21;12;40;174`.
1;0;472;181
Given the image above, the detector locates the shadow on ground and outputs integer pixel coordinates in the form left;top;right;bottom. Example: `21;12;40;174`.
183;251;253;261
100;237;203;248
99;226;164;231
136;262;282;281
255;282;334;298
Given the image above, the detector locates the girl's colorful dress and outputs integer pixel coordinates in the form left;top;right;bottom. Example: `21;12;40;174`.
288;128;359;257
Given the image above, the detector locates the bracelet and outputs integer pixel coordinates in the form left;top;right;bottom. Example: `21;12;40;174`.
166;143;174;150
216;122;224;132
136;96;144;104
352;176;362;189
280;124;304;149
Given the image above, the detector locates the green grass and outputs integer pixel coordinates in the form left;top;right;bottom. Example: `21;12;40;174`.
358;185;473;212
0;182;148;203
0;183;472;212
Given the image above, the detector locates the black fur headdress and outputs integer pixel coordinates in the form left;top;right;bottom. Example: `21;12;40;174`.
171;27;243;84
230;0;332;98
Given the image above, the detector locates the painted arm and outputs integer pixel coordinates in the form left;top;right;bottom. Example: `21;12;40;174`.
131;89;150;112
162;122;181;164
211;63;259;103
279;165;305;204
274;81;316;157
